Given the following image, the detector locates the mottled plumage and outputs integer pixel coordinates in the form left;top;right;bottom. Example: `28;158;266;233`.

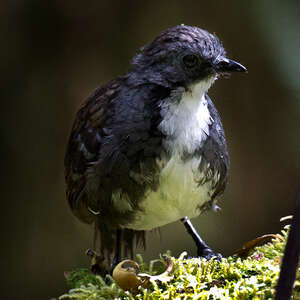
64;25;246;269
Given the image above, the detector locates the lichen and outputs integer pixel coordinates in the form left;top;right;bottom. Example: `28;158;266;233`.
59;226;300;299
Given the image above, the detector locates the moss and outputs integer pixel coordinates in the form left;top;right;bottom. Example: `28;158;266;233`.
59;226;300;299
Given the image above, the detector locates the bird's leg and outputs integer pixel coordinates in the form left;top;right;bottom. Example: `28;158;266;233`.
111;229;122;271
181;216;221;260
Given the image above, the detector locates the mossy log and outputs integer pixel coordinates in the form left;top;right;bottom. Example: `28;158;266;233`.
59;226;300;299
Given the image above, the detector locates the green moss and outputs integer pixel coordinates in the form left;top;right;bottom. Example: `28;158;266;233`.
59;226;300;299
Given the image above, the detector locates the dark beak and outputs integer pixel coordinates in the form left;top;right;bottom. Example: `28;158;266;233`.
215;58;247;73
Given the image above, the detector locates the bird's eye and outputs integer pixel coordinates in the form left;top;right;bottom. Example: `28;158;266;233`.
182;54;198;68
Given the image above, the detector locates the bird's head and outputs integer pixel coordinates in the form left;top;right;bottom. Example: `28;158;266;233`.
131;25;246;89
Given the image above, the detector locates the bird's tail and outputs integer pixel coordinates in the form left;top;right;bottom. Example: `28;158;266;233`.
94;219;146;271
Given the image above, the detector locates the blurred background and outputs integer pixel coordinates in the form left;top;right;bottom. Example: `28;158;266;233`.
2;1;300;299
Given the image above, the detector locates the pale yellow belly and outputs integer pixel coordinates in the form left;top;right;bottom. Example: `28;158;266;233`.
124;155;212;230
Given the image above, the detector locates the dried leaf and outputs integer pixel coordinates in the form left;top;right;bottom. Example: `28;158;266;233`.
112;260;143;292
112;256;174;292
235;234;280;258
138;257;174;283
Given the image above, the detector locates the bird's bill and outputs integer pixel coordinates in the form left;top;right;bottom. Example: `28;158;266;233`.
215;58;247;73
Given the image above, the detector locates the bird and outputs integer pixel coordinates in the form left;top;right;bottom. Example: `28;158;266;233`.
64;24;246;273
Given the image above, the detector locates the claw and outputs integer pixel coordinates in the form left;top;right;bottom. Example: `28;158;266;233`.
198;247;222;261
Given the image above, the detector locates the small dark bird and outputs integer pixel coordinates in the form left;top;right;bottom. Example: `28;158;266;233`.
64;25;246;272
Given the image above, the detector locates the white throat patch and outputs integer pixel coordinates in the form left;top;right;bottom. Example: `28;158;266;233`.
159;77;215;155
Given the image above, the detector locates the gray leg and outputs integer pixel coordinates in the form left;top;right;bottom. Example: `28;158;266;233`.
181;216;221;259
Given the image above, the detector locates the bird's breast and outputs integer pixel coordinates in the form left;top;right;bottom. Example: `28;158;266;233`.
124;85;217;230
124;154;214;230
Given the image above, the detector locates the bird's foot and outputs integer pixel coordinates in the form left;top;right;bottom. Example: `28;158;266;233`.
197;246;222;261
180;217;222;261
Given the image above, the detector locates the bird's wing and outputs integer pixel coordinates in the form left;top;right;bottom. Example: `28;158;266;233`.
64;80;170;225
64;79;170;261
198;94;229;200
64;79;121;224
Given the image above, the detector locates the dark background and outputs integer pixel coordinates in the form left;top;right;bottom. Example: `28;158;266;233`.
2;1;300;299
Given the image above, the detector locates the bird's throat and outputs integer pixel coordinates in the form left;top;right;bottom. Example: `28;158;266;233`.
159;77;216;156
